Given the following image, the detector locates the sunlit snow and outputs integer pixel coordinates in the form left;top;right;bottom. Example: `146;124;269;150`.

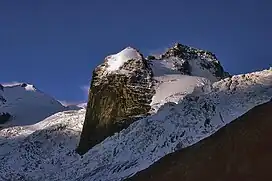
0;83;73;127
106;47;142;72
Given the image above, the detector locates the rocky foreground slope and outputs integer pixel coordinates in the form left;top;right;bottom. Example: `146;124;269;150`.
128;101;272;181
0;67;271;181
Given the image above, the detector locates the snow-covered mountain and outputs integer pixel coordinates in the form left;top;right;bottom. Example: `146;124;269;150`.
0;68;271;181
0;83;80;128
0;43;271;181
77;43;230;154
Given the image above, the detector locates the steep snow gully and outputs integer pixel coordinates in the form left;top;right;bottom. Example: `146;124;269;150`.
0;44;271;181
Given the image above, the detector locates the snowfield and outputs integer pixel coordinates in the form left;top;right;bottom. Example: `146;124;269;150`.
150;74;211;112
0;68;271;181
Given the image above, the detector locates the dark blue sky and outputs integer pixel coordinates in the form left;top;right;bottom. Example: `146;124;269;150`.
0;0;271;103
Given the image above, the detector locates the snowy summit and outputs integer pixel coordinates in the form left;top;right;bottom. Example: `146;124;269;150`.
105;47;143;73
0;82;79;128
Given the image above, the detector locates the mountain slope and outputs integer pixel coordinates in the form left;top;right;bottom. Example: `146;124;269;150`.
128;101;272;181
0;68;271;181
0;83;74;128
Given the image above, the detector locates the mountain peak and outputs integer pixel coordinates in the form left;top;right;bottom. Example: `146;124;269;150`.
20;83;37;91
155;43;230;80
0;82;70;127
104;47;143;73
161;42;216;60
173;42;187;50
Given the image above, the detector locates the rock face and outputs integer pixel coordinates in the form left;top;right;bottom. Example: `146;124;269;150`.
77;43;230;154
76;47;155;155
0;112;11;124
128;101;272;181
0;86;5;104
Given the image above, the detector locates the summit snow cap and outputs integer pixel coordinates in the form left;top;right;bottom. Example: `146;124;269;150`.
105;47;143;72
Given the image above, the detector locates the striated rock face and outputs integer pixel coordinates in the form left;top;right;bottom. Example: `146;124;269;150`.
128;101;272;181
77;43;230;154
76;47;155;155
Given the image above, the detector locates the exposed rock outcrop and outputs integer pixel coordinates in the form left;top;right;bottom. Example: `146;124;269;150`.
0;91;5;104
0;96;5;104
76;47;155;155
128;101;272;181
0;112;11;124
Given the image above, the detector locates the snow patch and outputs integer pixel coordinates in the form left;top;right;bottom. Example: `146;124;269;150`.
106;47;142;72
77;102;87;108
151;75;211;110
189;58;219;82
24;84;36;91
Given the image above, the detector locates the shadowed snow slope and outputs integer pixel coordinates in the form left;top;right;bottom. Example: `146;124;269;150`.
0;68;271;181
0;83;76;128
